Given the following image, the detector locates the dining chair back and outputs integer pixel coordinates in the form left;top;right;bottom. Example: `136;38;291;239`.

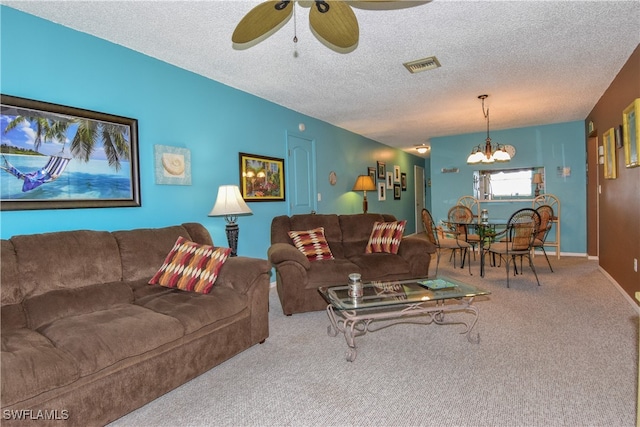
421;208;471;276
487;208;541;287
534;204;554;272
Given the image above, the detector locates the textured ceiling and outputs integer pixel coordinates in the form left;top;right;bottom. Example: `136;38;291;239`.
3;0;640;156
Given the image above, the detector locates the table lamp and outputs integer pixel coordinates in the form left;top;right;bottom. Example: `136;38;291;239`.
352;175;376;213
208;185;252;256
533;173;543;197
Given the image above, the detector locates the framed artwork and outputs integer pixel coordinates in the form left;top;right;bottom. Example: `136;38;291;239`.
377;181;386;201
377;161;386;179
603;127;616;179
393;184;401;200
239;152;285;201
154;145;191;185
368;166;376;182
386;171;393;189
622;98;639;168
393;165;400;183
615;125;623;149
401;172;407;191
0;94;140;211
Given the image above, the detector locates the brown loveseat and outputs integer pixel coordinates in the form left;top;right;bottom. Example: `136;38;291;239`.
268;213;436;315
1;223;270;427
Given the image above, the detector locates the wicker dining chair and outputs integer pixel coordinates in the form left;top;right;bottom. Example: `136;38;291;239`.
447;204;481;262
421;208;472;276
486;208;541;287
533;204;554;272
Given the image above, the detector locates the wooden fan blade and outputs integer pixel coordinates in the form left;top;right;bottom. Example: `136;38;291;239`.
309;1;359;49
232;1;293;45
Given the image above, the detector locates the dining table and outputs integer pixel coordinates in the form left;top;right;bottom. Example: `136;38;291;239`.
442;218;509;277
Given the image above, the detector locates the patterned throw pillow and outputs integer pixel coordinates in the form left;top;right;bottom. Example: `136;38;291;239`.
287;227;335;261
149;237;231;294
365;220;407;254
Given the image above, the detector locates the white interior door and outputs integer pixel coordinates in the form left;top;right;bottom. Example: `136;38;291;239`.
286;132;317;215
414;165;425;233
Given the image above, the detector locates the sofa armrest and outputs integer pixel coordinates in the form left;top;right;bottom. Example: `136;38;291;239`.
215;256;271;295
399;234;437;257
267;243;311;270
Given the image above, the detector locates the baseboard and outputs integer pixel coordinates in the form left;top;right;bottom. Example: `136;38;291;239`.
598;266;640;314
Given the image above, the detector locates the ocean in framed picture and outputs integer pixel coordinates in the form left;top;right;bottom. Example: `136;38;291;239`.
1;153;133;201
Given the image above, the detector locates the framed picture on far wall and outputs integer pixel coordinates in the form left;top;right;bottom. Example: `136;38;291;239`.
401;172;407;191
377;161;386;179
377;181;386;201
239;152;285;201
393;184;401;200
603;127;616;179
368;166;376;183
622;98;640;168
0;94;140;211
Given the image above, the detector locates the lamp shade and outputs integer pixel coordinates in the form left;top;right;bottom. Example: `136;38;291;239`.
208;185;252;217
352;175;376;192
532;173;543;184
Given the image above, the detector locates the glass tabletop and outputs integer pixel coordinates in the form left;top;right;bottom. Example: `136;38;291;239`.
318;277;490;310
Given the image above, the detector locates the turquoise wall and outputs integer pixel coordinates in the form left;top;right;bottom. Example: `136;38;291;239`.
0;7;425;260
429;121;587;254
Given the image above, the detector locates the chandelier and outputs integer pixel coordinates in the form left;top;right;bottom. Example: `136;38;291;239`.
467;95;511;164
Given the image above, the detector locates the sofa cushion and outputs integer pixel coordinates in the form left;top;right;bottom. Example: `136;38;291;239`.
1;240;22;306
348;253;412;281
113;225;195;281
1;328;79;406
23;282;134;330
37;305;184;377
10;230;122;298
288;227;335;261
304;258;361;289
365;220;407;254
340;213;393;258
135;285;248;334
149;237;231;294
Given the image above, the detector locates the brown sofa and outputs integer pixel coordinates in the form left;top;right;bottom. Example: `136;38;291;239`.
268;213;437;315
1;223;270;426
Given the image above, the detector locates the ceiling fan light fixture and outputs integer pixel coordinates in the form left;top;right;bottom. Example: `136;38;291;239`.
467;94;511;164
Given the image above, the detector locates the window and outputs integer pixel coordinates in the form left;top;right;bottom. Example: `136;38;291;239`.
473;167;543;200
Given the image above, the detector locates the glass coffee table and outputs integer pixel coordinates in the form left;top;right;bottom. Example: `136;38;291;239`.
318;277;490;362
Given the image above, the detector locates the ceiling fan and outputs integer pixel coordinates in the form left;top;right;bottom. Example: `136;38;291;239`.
231;1;408;53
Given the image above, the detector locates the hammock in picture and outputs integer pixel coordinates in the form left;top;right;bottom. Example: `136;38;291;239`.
1;154;71;192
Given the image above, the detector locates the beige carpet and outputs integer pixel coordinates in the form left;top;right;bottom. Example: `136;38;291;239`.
109;255;638;427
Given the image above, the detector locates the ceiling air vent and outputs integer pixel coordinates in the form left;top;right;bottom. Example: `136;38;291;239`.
403;56;441;74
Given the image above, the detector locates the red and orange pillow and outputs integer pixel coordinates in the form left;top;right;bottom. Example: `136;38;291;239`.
365;220;406;254
288;227;335;261
149;236;231;294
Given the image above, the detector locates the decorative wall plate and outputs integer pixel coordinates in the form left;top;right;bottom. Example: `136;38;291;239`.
329;171;337;185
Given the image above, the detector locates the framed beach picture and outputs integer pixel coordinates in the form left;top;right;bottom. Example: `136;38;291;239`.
622;98;639;168
0;94;140;211
239;152;285;201
154;145;191;185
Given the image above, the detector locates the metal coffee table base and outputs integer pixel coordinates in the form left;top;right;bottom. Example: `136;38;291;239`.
325;299;481;362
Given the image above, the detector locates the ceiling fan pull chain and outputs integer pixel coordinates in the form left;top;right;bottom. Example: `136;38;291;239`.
293;1;298;44
315;1;330;13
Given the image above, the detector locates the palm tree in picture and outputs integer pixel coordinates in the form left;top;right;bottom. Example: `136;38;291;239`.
71;119;130;171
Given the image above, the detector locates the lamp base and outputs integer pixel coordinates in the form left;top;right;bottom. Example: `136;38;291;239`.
225;222;239;257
